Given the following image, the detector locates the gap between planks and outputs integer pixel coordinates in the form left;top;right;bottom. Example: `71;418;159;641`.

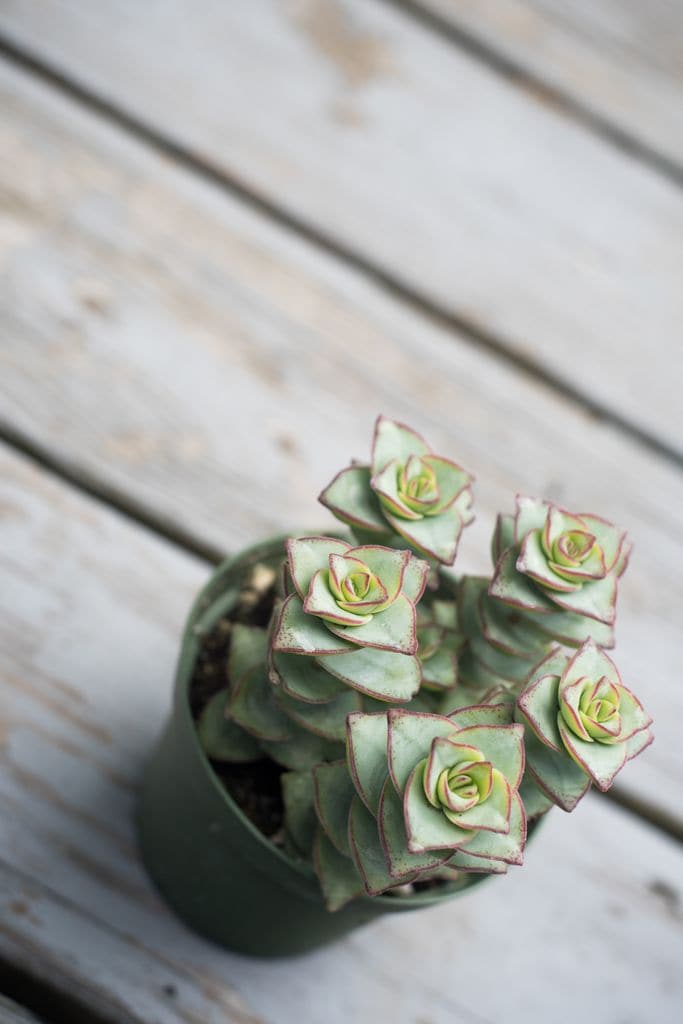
0;859;263;1024
1;415;681;849
382;0;683;189
0;35;680;472
0;954;117;1024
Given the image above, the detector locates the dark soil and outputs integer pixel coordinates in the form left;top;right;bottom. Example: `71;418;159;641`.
189;566;285;839
212;759;285;839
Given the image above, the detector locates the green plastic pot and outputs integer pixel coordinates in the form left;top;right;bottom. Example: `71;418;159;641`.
137;536;493;957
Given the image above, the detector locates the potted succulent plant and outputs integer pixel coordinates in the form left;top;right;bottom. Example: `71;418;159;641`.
138;417;653;956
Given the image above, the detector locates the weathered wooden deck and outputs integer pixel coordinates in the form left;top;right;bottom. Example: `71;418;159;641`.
0;3;681;1022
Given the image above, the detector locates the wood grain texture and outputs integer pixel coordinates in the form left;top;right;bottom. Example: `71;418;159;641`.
0;0;682;451
1;444;683;1024
0;60;681;823
414;0;683;166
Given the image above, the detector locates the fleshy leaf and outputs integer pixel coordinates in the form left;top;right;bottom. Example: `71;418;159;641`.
459;791;526;865
318;646;421;702
447;848;508;875
388;710;460;794
445;769;511;834
314;827;364;911
617;687;653;741
275;686;362;741
372;415;430;475
557;715;627;790
379;777;450;878
517;530;581;593
400;554;430;604
456;649;514;693
420;647;458;690
479;590;549;658
313;760;356;855
545;574;617;625
347;545;410;604
431;599;460;630
492;513;516;563
517;673;563;752
271;595;352;655
519;604;615;648
303;569;373;626
578;514;627;574
327;593;417;654
346;712;390;816
286;536;351;599
229;623;269;684
196;689;262;762
518;772;554;822
560;638;620;692
454;724;525;790
523;727;590;811
384;504;464;565
423;738;486;807
448;703;514;729
489;547;555;614
373;459;422;520
229;666;292;741
458;577;532;684
422;455;472;515
453;487;475;527
261;722;344;771
281;770;317;856
626;728;654;761
318;465;387;533
270;649;346;703
514;496;549;541
349;795;414;896
469;628;539;684
403;762;472;853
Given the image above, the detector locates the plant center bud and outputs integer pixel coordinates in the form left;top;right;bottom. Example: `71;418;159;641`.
341;569;372;603
561;676;624;744
553;529;596;567
436;758;492;814
398;457;440;514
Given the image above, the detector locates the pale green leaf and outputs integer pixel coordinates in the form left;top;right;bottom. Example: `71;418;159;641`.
318;646;421;702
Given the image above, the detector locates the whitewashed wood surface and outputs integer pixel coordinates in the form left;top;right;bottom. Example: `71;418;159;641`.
0;3;682;1021
1;0;682;452
1;444;682;1024
0;60;680;826
418;0;683;167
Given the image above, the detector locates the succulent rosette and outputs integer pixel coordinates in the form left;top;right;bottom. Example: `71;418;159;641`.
490;497;630;631
515;639;652;810
270;536;429;704
314;704;527;903
319;416;474;565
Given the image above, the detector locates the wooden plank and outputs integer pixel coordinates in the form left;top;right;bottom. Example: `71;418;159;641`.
0;59;681;824
415;0;683;168
0;996;46;1024
1;443;682;1024
0;1;682;453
